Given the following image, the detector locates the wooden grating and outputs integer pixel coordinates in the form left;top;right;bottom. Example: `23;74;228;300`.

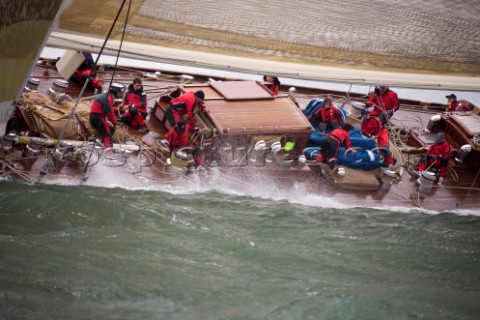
205;96;313;135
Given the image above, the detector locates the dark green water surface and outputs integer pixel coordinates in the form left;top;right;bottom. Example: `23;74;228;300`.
1;180;479;319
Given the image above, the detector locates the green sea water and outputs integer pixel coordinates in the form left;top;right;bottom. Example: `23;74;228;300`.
0;180;479;319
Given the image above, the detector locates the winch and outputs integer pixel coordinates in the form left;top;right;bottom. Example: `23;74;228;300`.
46;79;69;102
24;78;41;93
381;169;397;190
455;144;472;163
416;171;437;192
24;137;44;157
1;133;18;151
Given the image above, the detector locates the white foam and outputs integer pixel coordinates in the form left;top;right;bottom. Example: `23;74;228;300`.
29;163;479;216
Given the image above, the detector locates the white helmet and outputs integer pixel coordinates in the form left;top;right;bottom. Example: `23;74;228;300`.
336;167;346;177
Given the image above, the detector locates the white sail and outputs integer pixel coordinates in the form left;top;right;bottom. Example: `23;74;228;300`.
51;0;480;83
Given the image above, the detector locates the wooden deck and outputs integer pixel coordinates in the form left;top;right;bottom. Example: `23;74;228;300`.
2;60;479;212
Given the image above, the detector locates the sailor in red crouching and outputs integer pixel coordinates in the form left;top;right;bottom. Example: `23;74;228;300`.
121;78;148;118
89;83;125;148
120;106;147;130
163;121;205;168
316;123;356;170
416;132;452;185
308;97;343;134
366;85;399;124
360;108;396;167
165;90;205;128
70;52;103;93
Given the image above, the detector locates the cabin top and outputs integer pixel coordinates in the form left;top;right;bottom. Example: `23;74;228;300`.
181;81;313;135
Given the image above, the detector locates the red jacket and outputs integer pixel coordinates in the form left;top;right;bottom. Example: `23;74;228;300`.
121;84;147;113
328;128;352;149
74;69;101;89
427;141;452;159
170;92;199;127
313;105;343;124
90;93;116;125
123;111;145;127
268;83;279;96
367;89;399;116
164;123;193;152
361;116;382;137
361;116;390;147
446;101;468;112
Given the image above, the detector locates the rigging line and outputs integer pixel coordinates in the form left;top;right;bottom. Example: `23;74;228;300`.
79;0;128;183
40;0;128;180
107;0;133;90
52;0;128;152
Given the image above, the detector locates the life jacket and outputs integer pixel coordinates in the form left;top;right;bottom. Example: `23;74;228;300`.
328;128;352;149
315;105;342;123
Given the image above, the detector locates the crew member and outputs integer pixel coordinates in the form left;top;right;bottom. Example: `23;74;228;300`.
165;90;205;128
416;132;452;185
445;94;468;112
70;52;103;93
121;106;147;130
366;85;399;124
263;75;281;96
308;97;343;134
164;120;205;168
360;108;395;167
317;123;356;170
89;83;125;148
121;78;148;118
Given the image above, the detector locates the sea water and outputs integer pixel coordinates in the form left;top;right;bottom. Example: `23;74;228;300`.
1;179;479;319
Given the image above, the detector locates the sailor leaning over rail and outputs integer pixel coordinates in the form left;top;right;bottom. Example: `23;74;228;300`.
263;75;281;96
163;120;205;169
89;83;125;148
165;90;205;128
360;108;396;168
444;93;469;112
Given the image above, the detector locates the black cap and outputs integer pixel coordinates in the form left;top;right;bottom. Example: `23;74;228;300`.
361;108;371;116
176;121;186;133
445;94;457;101
194;90;205;100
